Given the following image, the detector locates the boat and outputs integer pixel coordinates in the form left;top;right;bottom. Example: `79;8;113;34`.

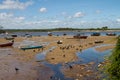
48;32;52;36
4;37;14;40
0;40;14;47
94;40;104;44
57;40;63;44
73;34;88;39
11;34;17;37
91;32;100;36
106;33;116;36
20;45;43;50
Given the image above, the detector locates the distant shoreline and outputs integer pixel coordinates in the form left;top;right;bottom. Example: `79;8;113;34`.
2;28;120;33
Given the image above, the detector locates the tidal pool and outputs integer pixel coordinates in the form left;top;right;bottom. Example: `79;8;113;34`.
36;45;112;80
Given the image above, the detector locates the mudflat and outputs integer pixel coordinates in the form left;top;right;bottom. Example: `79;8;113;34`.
0;35;117;80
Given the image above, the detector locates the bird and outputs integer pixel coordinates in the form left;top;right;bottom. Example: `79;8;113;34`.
69;65;73;69
15;67;19;74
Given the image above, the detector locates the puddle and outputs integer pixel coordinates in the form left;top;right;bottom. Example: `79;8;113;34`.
36;46;56;61
76;47;112;64
36;44;112;80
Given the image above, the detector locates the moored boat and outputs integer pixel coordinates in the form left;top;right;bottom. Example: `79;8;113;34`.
73;34;88;39
48;32;52;36
106;33;116;36
94;40;104;44
0;40;14;47
91;32;100;36
4;37;14;40
11;34;17;37
20;45;43;50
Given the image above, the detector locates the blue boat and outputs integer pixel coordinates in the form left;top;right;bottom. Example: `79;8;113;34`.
20;45;43;50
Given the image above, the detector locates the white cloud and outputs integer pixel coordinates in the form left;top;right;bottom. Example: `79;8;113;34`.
61;12;67;16
15;16;25;20
96;10;101;14
39;7;47;13
0;12;25;21
68;16;72;19
0;12;119;29
0;0;33;10
0;12;25;29
117;19;120;22
74;12;85;18
0;12;13;19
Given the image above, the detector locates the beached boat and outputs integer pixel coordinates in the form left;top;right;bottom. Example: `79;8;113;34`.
57;40;63;44
73;34;88;39
0;40;14;47
48;32;52;36
106;33;116;36
94;40;104;44
20;45;43;50
11;34;17;37
4;37;14;40
91;32;100;36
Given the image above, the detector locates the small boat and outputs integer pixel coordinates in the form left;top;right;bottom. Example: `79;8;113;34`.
63;33;67;36
73;34;88;39
57;40;63;44
4;37;14;40
94;40;104;44
106;33;116;36
11;34;17;37
0;40;14;47
48;32;52;36
91;32;100;36
20;45;43;50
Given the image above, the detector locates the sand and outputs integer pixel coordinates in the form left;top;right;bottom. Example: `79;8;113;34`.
0;35;117;80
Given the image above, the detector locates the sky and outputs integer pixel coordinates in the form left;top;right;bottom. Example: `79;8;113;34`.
0;0;120;29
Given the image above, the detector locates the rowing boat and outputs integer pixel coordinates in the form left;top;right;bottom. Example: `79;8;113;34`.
0;40;14;47
20;45;43;50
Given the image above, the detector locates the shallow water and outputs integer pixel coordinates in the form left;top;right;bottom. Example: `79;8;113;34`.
1;31;120;38
36;44;112;80
76;47;112;64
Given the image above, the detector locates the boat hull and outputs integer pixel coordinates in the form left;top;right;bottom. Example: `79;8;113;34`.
20;46;43;50
0;42;13;47
73;36;88;39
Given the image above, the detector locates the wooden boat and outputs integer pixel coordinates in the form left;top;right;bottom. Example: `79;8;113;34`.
11;34;17;37
0;40;14;47
94;40;104;44
4;37;14;40
91;32;100;36
48;32;52;36
106;33;116;36
63;33;67;36
73;34;88;39
57;40;63;44
20;45;43;50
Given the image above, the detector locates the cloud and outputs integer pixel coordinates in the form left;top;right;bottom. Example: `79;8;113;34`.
0;12;119;29
0;12;25;27
116;19;120;22
0;12;25;20
15;16;25;20
61;12;67;16
96;10;101;14
39;7;47;13
73;12;85;18
0;12;13;19
0;0;33;10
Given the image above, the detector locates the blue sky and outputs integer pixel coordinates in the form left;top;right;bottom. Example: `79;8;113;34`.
0;0;120;29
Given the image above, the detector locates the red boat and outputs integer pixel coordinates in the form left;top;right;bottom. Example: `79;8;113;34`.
106;33;116;36
73;34;88;39
0;41;14;47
